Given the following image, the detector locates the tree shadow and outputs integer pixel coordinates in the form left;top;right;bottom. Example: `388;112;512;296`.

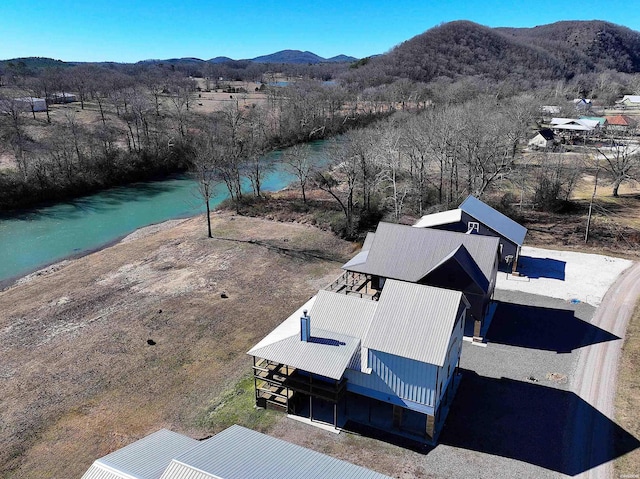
439;370;639;476
485;301;619;353
517;256;566;280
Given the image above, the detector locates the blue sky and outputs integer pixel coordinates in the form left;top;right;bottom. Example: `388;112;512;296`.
1;0;637;62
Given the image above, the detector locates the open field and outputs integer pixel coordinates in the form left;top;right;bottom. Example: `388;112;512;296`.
0;213;355;478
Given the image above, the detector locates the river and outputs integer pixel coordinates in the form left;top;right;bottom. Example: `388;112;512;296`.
0;142;329;285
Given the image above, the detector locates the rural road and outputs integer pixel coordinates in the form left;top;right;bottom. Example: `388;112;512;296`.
570;261;640;478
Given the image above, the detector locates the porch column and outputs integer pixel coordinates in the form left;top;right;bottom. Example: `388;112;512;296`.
473;319;482;342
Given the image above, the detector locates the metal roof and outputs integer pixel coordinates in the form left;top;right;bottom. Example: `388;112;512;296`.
308;290;379;339
413;209;462;228
161;425;393;479
424;244;489;294
247;327;361;380
363;280;465;366
343;222;499;287
81;429;199;479
459;195;528;246
248;292;377;379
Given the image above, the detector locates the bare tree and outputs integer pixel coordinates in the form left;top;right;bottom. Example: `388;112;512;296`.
281;143;314;203
595;139;640;197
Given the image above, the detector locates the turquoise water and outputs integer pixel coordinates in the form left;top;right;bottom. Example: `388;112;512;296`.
0;142;328;284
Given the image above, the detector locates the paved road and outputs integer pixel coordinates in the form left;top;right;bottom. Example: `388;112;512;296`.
570;262;640;478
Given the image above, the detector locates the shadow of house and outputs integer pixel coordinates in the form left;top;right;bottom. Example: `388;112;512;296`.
485;301;619;353
439;370;639;476
517;256;566;280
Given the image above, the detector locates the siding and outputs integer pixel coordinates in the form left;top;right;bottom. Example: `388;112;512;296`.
346;350;439;409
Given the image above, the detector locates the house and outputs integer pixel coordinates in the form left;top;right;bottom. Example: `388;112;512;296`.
605;115;637;132
341;221;498;340
528;128;555;149
248;280;469;443
579;116;607;128
414;195;527;274
573;98;592;112
617;95;640;107
81;425;393;479
550;117;600;132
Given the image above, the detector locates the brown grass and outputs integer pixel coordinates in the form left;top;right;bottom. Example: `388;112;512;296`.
614;301;640;475
0;213;353;479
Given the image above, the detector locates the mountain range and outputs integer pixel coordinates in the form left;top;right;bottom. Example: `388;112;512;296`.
352;20;640;84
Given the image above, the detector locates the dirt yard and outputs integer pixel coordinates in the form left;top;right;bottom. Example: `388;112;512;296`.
0;213;355;479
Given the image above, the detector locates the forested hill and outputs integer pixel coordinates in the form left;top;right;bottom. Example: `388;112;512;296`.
348;20;640;85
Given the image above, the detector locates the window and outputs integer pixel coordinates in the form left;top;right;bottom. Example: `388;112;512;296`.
467;221;479;233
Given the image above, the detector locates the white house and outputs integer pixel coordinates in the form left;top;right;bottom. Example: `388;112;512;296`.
528;128;555;149
248;280;469;444
617;95;640;107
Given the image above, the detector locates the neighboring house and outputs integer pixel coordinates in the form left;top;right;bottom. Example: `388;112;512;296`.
414;195;527;274
81;425;393;479
605;115;637;132
14;97;47;112
573;98;592;112
341;221;498;339
528;128;555;149
579;116;607;128
550;117;600;132
248;280;469;444
617;95;640;107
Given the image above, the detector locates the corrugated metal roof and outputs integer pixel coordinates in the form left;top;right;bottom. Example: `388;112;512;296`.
343;222;499;286
248;327;361;380
413;209;461;228
363;280;464;366
362;231;376;250
163;425;393;479
309;290;378;339
82;429;199;479
459;195;528;246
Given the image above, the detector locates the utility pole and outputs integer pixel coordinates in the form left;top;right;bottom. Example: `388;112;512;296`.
585;159;600;243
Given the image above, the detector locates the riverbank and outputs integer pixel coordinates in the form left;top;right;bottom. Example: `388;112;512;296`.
0;212;356;478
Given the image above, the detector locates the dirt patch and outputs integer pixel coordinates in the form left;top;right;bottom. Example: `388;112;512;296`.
0;213;354;479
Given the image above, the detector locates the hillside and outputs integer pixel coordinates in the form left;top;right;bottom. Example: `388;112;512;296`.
350;20;640;84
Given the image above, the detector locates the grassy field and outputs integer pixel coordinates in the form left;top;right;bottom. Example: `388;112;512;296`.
0;213;354;478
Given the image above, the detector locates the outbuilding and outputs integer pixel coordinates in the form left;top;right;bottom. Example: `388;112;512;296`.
528;128;555;149
14;97;47;112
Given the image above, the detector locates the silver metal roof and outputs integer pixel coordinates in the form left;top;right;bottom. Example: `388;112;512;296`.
343;222;499;286
363;280;465;366
309;290;379;339
248;291;378;379
81;429;199;479
459;195;528;246
162;425;393;479
247;326;360;380
413;208;462;228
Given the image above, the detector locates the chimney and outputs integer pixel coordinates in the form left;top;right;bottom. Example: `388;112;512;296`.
300;310;311;342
